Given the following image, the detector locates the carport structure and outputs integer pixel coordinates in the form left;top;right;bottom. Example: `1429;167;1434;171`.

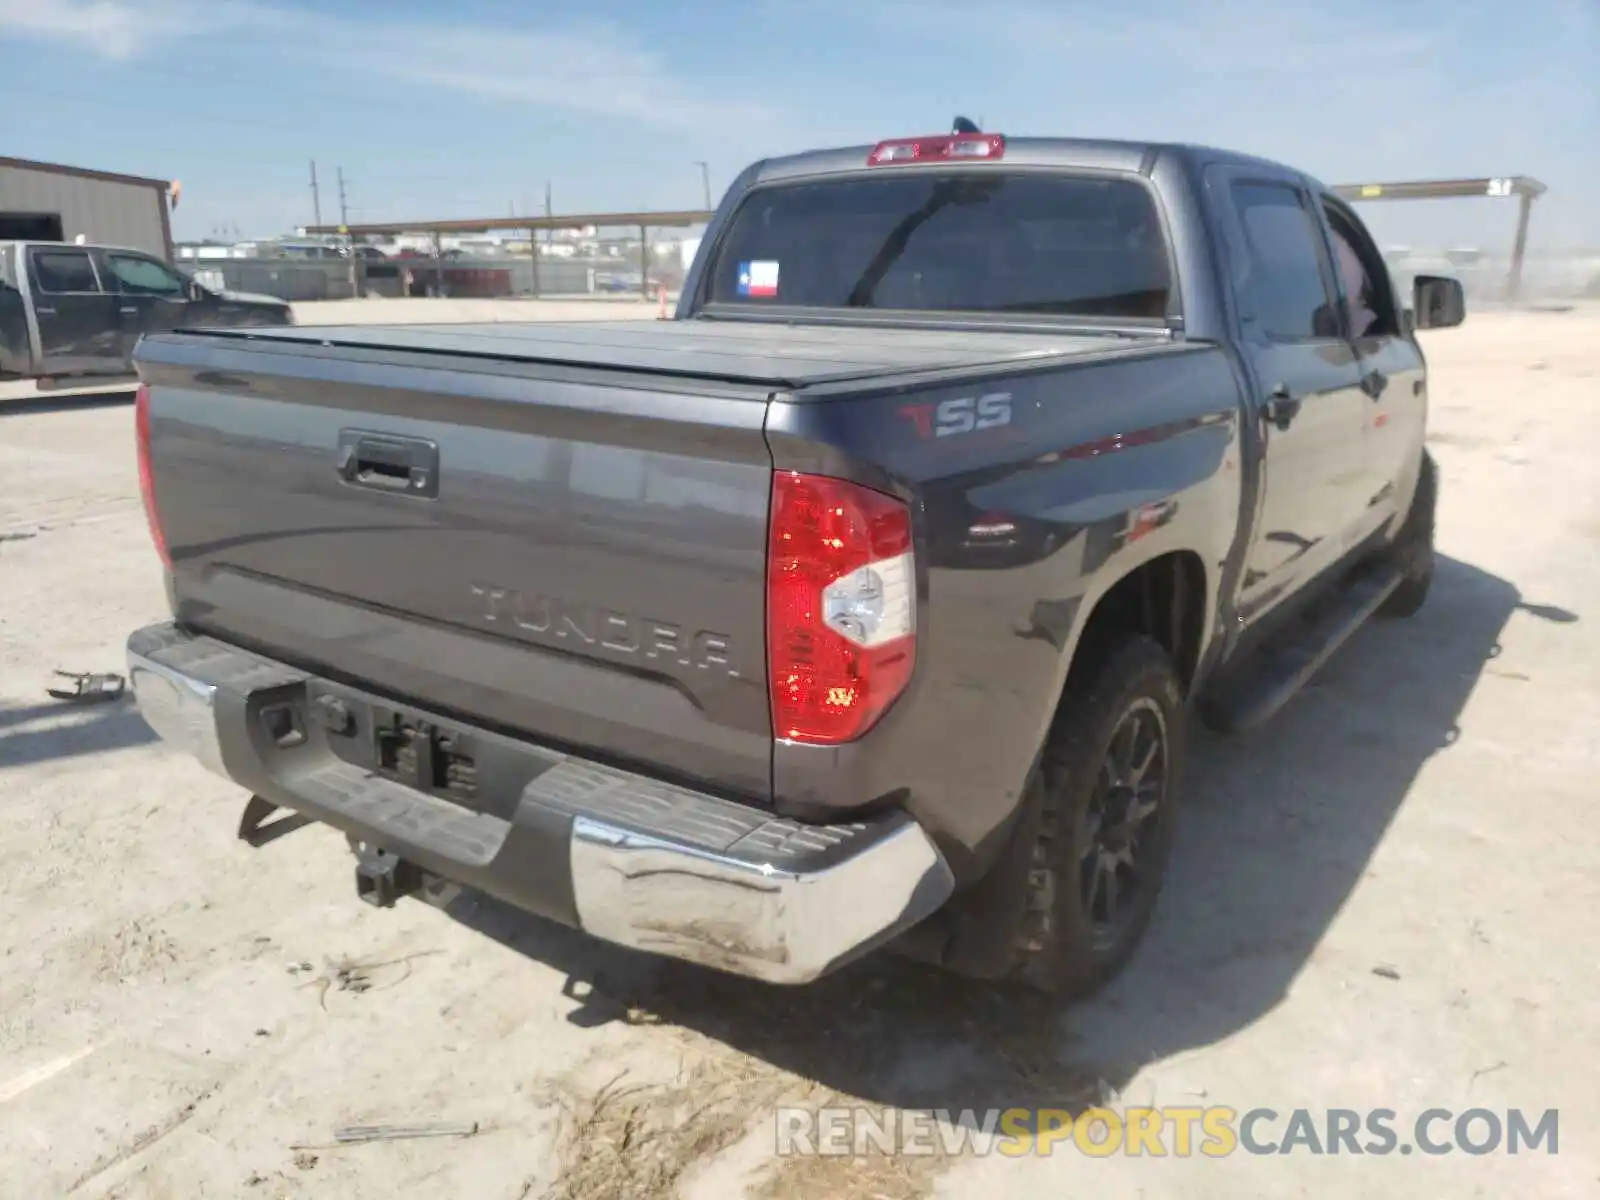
317;177;1550;302
1332;176;1548;300
305;209;714;299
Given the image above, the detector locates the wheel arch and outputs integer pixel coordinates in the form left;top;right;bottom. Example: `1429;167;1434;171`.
1058;549;1212;703
934;554;1208;981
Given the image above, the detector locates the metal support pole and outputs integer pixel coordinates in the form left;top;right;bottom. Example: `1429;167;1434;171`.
544;184;553;264
529;227;541;297
432;230;444;297
640;224;649;299
1507;191;1534;303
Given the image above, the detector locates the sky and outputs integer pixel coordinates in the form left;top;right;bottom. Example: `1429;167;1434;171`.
2;0;1595;251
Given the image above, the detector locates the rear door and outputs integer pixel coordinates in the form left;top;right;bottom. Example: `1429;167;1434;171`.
1317;195;1427;536
25;246;124;376
96;249;192;357
1209;168;1370;625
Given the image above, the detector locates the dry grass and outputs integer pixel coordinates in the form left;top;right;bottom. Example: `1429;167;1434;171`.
539;958;1107;1200
544;1054;814;1199
748;1136;949;1200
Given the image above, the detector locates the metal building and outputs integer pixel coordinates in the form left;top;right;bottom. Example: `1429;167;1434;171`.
0;157;174;261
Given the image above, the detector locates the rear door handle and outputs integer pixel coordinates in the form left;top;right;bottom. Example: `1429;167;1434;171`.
1361;370;1388;399
336;430;439;498
1263;386;1302;431
35;306;56;316
119;306;139;315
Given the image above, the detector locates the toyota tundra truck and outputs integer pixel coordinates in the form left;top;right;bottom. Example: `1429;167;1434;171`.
126;128;1463;995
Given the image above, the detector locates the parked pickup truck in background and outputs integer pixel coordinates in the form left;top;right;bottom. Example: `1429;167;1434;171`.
126;127;1464;995
0;240;291;386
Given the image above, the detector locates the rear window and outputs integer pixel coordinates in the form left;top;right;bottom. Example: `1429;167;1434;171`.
30;249;102;294
706;172;1170;319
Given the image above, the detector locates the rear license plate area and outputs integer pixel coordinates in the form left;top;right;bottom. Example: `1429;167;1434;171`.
374;711;479;803
308;681;560;824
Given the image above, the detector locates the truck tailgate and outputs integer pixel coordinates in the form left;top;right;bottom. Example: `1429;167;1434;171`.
135;334;775;801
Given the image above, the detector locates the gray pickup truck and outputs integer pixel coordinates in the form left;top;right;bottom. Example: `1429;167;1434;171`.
0;239;290;385
126;128;1463;996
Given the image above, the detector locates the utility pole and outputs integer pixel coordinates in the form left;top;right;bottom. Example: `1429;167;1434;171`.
336;166;360;298
694;161;711;210
309;160;323;229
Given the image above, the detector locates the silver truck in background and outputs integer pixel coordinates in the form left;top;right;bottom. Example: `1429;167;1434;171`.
1;239;291;386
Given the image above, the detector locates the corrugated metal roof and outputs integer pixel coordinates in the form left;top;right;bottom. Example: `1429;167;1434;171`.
0;156;171;190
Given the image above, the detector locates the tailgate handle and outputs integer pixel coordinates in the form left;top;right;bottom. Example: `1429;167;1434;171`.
337;431;439;498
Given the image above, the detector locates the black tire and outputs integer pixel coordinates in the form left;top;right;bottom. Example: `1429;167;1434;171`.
1009;636;1186;997
1379;451;1437;619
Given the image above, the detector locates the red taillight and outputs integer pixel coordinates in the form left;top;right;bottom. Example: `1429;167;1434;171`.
135;383;171;568
868;133;1006;166
767;472;916;745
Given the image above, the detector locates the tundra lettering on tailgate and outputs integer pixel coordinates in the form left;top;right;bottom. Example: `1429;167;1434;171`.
471;584;741;677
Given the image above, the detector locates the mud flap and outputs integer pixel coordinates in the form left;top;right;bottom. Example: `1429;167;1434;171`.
927;766;1047;979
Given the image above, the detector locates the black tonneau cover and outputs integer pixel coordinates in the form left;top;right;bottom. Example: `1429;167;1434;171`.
193;319;1141;387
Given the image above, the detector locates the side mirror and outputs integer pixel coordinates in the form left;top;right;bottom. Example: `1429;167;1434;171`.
1413;274;1465;330
1311;303;1341;339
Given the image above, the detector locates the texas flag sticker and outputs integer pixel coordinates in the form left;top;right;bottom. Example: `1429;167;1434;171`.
737;260;780;298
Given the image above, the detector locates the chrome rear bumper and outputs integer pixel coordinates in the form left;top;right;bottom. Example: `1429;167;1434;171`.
128;622;952;984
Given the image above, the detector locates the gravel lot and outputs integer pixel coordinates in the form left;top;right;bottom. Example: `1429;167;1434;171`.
1;306;1596;1199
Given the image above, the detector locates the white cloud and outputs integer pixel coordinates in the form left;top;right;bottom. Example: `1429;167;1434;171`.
792;0;1596;243
0;0;764;130
0;0;261;58
821;0;1445;87
334;21;767;131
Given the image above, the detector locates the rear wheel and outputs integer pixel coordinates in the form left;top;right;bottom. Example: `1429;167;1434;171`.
1009;636;1185;997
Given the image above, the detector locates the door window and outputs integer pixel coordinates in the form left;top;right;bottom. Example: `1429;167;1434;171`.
30;249;102;294
1228;183;1339;341
1321;204;1399;338
105;253;187;297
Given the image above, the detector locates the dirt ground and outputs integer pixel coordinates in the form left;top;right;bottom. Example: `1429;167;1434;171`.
1;307;1596;1199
